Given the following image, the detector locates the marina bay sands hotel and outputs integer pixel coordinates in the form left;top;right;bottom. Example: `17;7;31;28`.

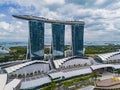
13;15;85;60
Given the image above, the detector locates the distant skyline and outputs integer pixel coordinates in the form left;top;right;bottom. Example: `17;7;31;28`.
0;0;120;44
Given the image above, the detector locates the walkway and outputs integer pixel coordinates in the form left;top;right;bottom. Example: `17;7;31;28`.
98;72;114;80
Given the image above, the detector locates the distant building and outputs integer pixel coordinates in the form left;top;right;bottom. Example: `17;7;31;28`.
44;54;53;60
65;50;72;57
0;46;10;55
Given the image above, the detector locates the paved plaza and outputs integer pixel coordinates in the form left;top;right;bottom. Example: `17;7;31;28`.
98;72;114;80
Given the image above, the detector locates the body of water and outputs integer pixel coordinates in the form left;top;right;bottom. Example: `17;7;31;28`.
0;41;120;47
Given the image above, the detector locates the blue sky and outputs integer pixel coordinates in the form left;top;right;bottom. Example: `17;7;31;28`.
0;0;120;44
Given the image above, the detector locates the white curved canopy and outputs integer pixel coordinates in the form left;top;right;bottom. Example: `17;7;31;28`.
5;60;48;74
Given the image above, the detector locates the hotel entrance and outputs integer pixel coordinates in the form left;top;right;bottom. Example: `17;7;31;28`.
93;67;114;74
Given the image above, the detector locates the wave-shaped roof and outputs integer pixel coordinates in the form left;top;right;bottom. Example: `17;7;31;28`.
96;51;120;61
4;60;49;74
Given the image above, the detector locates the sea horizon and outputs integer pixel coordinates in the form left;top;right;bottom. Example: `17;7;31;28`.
0;40;120;47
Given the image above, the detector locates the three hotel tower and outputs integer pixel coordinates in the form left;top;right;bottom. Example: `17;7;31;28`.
13;15;85;60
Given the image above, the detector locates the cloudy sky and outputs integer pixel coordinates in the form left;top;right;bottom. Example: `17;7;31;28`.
0;0;120;44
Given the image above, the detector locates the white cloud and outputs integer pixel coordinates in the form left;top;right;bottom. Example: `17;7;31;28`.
0;14;6;18
0;0;120;43
106;1;120;10
44;0;65;5
9;7;18;13
0;20;28;41
95;0;106;5
0;21;10;30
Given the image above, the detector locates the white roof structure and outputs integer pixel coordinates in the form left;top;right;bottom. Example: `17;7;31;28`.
20;76;51;89
49;72;64;79
112;64;120;69
53;57;70;68
5;60;48;74
0;74;7;90
96;51;120;62
20;68;92;89
19;68;92;89
91;64;114;70
4;79;21;90
64;68;92;78
91;64;120;70
53;57;91;68
0;60;27;66
49;68;92;79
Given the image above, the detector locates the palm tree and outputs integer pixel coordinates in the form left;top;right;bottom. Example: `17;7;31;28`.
10;74;15;79
26;73;29;77
90;72;102;86
38;70;41;74
22;74;25;78
34;71;37;75
30;72;33;77
116;69;120;76
18;74;22;78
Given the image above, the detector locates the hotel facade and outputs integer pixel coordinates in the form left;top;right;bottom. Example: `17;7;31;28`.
13;15;85;60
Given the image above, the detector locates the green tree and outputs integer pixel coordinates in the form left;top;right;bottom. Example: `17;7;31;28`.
44;48;50;54
116;69;120;76
90;72;101;80
90;72;102;86
50;81;56;90
42;86;51;90
81;76;89;81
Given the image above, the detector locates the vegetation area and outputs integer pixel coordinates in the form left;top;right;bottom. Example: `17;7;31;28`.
0;45;120;62
39;69;120;90
84;45;120;58
0;46;26;62
41;72;101;90
85;45;120;54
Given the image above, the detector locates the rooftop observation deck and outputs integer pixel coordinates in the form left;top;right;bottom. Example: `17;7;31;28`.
12;15;85;25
